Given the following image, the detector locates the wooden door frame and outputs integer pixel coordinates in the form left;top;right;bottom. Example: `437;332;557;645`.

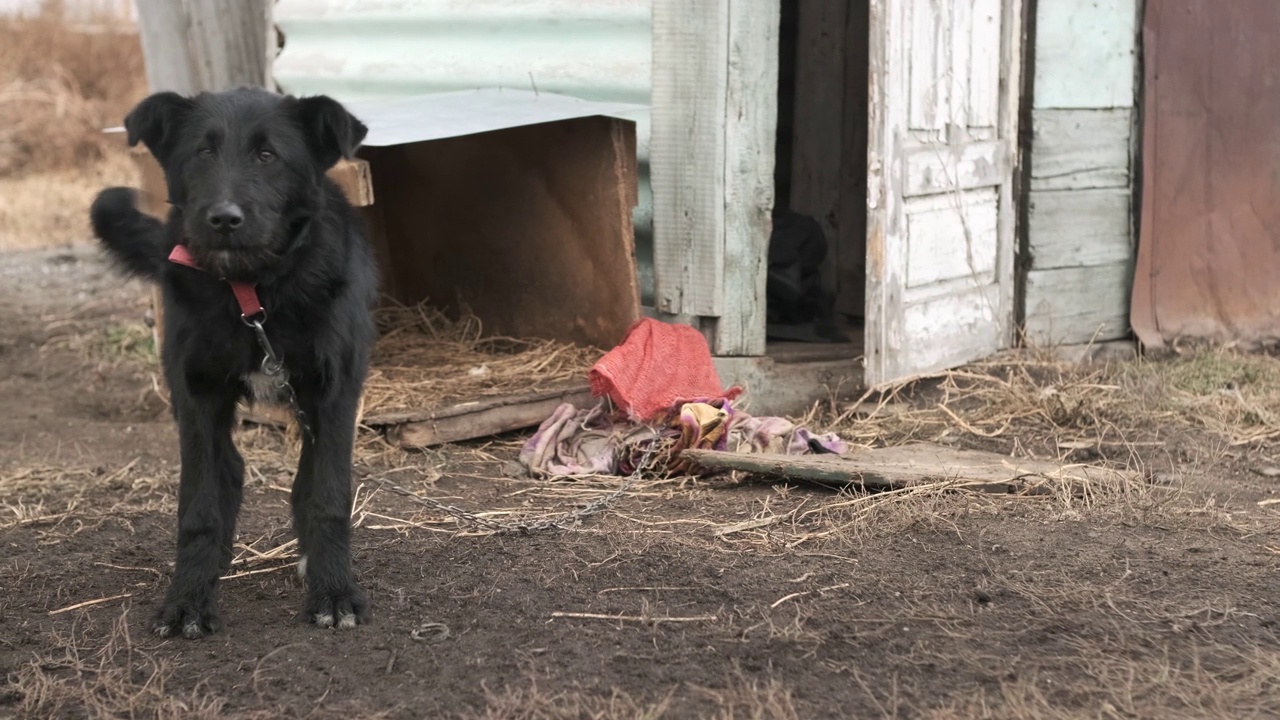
650;0;780;357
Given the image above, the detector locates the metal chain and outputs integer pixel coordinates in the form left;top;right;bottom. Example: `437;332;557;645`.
376;441;666;534
245;316;314;441
243;313;661;533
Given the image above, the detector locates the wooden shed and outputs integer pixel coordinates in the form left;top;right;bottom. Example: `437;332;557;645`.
133;0;1166;417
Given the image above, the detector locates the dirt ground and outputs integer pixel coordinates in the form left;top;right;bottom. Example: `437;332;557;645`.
1;243;1279;720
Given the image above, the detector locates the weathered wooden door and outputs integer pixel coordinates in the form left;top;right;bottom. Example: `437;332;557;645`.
864;0;1023;385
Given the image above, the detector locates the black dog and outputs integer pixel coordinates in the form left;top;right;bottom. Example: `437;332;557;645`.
90;87;378;637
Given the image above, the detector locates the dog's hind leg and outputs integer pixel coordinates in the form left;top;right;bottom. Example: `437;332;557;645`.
292;382;369;629
155;381;242;639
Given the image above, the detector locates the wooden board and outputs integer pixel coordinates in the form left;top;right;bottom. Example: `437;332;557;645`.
714;0;779;356
682;443;1140;494
1027;188;1132;269
359;116;640;350
1024;262;1133;345
650;0;729;320
651;0;778;356
384;385;595;450
133;0;271;95
1030;108;1133;191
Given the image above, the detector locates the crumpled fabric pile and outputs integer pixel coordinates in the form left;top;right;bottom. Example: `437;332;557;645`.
519;318;847;478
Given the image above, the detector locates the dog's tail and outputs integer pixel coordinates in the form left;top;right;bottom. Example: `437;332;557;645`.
90;187;167;281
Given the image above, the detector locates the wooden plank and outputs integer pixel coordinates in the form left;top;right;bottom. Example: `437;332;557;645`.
908;0;950;134
328;158;375;208
134;0;271;94
1024;262;1133;345
1030;109;1133;191
1027;188;1132;269
389;388;596;449
993;0;1024;357
790;0;849;297
360;117;640;350
904;189;999;289
903;140;1004;197
863;0;907;385
900;283;1004;375
712;0;780;356
681;443;1139;493
363;383;591;427
968;0;1003;128
650;0;728;320
1033;0;1139;110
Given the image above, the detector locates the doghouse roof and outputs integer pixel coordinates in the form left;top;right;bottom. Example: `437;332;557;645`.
342;89;646;147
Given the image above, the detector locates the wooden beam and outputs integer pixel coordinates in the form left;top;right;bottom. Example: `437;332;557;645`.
713;0;780;356
383;386;596;450
133;0;272;95
650;0;729;321
651;0;778;356
681;443;1140;494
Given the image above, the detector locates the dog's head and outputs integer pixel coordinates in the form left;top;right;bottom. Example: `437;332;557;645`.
123;87;367;280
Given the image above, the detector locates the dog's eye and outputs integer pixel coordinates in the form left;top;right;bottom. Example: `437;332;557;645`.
197;148;214;159
257;149;276;164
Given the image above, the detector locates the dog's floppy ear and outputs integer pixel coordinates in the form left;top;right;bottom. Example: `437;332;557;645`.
295;95;368;170
124;91;194;164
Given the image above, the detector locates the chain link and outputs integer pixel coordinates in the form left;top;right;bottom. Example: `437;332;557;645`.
245;316;313;441
375;441;666;534
245;315;660;533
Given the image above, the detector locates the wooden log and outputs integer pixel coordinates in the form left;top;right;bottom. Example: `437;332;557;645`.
681;443;1139;495
383;385;595;449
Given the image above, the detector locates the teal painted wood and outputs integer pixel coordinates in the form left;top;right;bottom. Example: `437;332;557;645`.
1024;0;1139;345
1033;0;1138;110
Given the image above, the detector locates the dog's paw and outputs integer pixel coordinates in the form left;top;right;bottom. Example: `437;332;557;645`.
89;187;140;238
307;581;369;630
154;595;220;639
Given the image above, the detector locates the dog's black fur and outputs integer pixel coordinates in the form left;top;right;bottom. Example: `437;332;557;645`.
90;87;378;637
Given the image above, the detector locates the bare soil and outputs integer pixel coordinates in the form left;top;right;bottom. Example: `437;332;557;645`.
2;245;1280;720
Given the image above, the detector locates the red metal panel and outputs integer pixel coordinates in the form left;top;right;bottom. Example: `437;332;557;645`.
1132;0;1280;349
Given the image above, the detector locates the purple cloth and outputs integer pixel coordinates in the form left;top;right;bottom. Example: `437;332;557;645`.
519;398;848;478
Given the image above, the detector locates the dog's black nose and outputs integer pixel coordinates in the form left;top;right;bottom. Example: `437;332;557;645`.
207;202;244;234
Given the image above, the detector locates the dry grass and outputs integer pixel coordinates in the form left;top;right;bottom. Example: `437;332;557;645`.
467;673;800;720
0;149;138;249
13;608;277;720
362;300;602;418
831;347;1280;454
0;0;146;177
0;2;145;249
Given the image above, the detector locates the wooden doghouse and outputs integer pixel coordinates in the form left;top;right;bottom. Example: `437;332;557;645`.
121;89;643;443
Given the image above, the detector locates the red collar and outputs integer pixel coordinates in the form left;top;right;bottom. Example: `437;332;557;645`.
167;244;264;319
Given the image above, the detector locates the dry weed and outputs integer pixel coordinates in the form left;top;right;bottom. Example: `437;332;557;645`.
468;680;673;720
0;0;145;177
925;642;1280;720
10;608;242;720
362;299;601;418
0;149;138;249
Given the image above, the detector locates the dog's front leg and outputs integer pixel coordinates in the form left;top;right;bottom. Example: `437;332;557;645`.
155;383;243;639
293;383;369;629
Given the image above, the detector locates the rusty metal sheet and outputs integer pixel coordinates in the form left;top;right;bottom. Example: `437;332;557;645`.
1132;0;1280;349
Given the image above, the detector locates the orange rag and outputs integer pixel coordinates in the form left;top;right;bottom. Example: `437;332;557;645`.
589;318;741;421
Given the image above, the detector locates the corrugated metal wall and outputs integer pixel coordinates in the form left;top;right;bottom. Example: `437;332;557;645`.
272;0;655;304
